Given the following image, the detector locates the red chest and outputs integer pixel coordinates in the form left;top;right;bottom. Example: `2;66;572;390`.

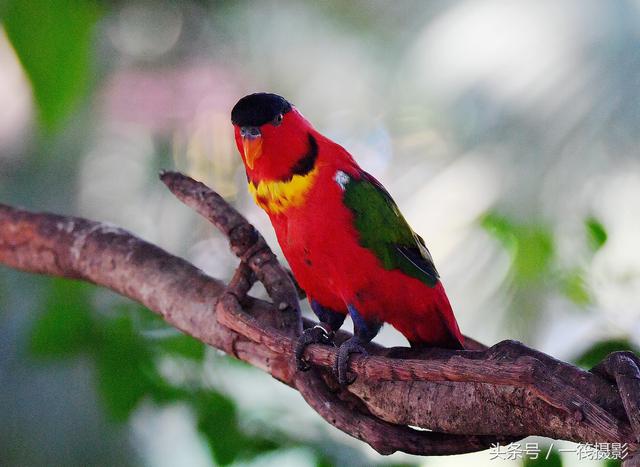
268;167;359;312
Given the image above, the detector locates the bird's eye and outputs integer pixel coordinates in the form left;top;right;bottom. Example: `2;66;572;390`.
273;113;284;126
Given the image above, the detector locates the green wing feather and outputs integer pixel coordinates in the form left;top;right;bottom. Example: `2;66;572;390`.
342;171;439;287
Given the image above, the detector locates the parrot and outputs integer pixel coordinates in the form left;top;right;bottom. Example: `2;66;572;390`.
231;93;464;384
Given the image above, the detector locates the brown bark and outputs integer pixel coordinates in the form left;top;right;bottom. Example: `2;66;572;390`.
1;171;639;461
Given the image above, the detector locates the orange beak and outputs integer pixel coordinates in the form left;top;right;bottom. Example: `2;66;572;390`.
242;136;263;170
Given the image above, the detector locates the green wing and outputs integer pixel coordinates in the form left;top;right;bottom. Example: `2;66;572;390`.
342;171;439;287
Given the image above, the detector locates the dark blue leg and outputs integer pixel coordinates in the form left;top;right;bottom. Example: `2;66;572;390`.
334;305;382;385
310;299;346;332
347;304;382;342
295;300;346;371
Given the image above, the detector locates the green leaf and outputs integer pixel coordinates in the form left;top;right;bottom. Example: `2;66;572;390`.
196;391;244;465
574;339;639;369
481;212;519;254
29;281;181;419
559;269;591;306
113;301;206;361
523;445;563;466
3;0;102;130
586;217;608;252
315;455;334;467
481;212;554;282
94;314;165;421
195;390;279;465
514;228;554;281
152;332;206;361
29;278;95;358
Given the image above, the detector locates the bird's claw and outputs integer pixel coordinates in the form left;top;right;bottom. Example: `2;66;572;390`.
295;324;335;371
335;336;367;386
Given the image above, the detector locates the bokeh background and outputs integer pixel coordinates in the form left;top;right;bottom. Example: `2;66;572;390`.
1;0;639;466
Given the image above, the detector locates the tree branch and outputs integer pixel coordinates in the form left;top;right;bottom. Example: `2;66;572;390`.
1;172;638;460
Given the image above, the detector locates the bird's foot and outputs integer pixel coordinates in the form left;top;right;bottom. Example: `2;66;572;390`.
295;324;335;371
335;336;367;386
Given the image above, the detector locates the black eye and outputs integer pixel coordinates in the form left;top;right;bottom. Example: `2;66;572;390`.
273;113;283;126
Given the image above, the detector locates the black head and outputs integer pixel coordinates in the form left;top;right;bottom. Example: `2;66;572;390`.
231;93;293;127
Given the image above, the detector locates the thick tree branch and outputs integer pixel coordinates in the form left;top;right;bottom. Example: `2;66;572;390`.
162;171;510;455
1;172;639;460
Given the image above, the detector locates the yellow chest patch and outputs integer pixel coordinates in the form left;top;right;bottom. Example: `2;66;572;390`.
248;167;319;214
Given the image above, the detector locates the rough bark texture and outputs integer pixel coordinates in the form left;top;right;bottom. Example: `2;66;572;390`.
1;171;639;462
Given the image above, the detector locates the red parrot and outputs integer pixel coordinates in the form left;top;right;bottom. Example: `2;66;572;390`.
231;93;464;384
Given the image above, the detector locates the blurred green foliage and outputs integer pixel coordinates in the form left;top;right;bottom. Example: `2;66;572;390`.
573;338;639;370
195;390;280;465
481;212;608;311
2;0;102;130
26;278;404;466
29;278;95;358
480;208;632;467
27;279;283;463
481;212;554;282
586;217;608;252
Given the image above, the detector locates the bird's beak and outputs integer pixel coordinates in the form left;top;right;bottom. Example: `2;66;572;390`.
241;127;262;170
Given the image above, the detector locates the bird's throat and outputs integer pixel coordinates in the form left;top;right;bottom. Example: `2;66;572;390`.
247;133;320;215
248;166;319;214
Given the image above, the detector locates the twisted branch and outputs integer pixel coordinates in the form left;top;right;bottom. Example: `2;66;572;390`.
1;171;639;461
